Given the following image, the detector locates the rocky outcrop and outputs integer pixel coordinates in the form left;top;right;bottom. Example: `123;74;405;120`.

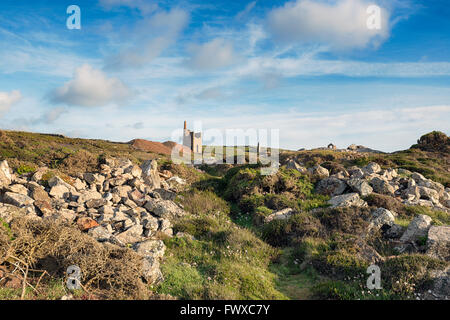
0;158;187;286
312;162;449;212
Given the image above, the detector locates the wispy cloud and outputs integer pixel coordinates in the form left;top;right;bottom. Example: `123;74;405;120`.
104;8;189;70
236;1;257;21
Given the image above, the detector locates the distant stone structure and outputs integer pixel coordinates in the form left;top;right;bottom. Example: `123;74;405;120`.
183;121;202;154
327;143;337;150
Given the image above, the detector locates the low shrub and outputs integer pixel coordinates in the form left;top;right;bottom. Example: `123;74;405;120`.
364;193;407;216
0;217;152;299
382;254;447;297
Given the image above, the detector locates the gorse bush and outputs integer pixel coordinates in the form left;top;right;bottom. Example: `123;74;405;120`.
0;217;153;299
223;167;315;202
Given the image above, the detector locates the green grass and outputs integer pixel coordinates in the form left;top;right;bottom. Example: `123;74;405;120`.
405;206;450;225
394;218;411;228
0;129;159;177
158;228;286;299
158;190;287;300
269;248;322;300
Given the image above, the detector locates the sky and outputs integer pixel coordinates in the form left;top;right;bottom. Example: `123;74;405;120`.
0;0;449;152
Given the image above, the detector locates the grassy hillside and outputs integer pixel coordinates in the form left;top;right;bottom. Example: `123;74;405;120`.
0;130;162;176
0;129;448;300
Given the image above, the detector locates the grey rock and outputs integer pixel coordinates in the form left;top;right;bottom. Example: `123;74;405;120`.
347;178;373;196
427;266;450;299
115;224;144;244
418;186;441;205
153;188;177;201
400;214;432;243
88;226;112;242
285;160;307;174
6;184;28;195
158;218;173;236
426;226;450;261
265;208;296;223
141;160;161;189
363;162;381;174
0;203;28;223
73;178;86;191
141;256;164;285
316;177;347;196
77;190;103;204
144;199;186;220
133;239;166;259
85;198;107;209
3;192;34;207
328;193;368;208
385;224;404;239
370;177;395;196
111;185;132;199
366;208;395;235
308;165;329;179
0;160;12;187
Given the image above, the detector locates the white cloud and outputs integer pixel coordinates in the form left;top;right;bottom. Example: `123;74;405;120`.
104;8;189;70
49;64;132;107
0;90;21;113
186;38;238;70
267;0;390;50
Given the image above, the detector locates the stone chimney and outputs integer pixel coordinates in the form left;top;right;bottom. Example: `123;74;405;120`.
184;121;187;130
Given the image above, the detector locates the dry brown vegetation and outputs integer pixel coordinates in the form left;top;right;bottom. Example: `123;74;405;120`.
0;216;154;299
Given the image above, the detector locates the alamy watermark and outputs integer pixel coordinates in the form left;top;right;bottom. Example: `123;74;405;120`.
366;264;382;290
170;121;280;175
66;5;81;30
366;5;382;30
65;4;381;31
66;265;82;290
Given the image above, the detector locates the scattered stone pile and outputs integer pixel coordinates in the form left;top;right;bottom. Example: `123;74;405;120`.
287;160;450;211
271;160;450;298
0;158;187;285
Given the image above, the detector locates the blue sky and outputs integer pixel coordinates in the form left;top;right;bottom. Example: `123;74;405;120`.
0;0;449;152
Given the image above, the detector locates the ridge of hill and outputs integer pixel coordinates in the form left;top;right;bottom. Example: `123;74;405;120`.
129;139;172;155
